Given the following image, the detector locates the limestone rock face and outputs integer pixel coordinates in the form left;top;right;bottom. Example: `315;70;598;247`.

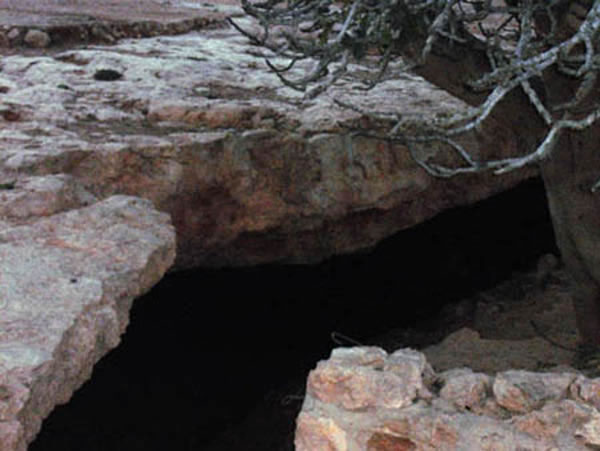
297;347;600;450
0;2;544;449
0;2;535;270
0;194;176;451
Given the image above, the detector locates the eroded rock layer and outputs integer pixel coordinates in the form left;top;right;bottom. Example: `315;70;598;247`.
0;3;534;269
0;1;543;449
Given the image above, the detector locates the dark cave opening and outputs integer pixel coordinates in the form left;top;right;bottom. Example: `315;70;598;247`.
30;177;558;451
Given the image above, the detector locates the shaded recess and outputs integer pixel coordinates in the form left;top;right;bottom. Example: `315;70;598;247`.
30;177;557;451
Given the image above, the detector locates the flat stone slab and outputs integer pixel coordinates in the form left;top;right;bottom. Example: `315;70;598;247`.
0;194;175;451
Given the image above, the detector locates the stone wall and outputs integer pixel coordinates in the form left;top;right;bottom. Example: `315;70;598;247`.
297;347;600;450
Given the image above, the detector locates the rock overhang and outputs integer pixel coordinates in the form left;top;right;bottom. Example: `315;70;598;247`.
0;13;536;270
0;2;542;448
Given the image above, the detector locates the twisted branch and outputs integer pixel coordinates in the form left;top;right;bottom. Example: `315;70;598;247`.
232;0;600;187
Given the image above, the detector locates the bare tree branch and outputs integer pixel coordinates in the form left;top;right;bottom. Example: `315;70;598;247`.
233;0;600;185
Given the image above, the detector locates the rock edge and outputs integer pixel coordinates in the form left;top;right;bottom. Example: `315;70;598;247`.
0;194;176;451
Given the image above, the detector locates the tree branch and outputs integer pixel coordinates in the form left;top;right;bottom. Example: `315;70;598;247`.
235;0;600;185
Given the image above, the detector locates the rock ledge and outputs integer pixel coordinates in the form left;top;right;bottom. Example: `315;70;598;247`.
0;194;175;451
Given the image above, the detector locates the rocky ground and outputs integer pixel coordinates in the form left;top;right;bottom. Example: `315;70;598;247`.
0;1;590;450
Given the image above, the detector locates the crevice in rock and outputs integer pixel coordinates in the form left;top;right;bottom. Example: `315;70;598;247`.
29;177;558;451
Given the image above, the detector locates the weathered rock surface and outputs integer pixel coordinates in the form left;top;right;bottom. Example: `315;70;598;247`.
0;1;535;270
296;347;600;450
0;193;175;451
0;1;549;449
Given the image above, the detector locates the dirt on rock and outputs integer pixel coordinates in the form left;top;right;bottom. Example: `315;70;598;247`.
366;253;578;374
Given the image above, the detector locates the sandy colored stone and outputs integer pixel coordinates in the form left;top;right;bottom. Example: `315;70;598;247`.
0;195;175;450
439;368;491;411
295;413;348;451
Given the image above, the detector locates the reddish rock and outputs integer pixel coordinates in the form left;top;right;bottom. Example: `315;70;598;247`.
0;174;96;220
511;399;593;445
295;413;348;451
297;348;600;450
439;368;490;411
366;433;417;451
307;348;431;412
493;370;576;414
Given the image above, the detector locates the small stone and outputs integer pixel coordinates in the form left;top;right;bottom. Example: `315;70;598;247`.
6;28;20;41
24;29;51;48
439;368;490;410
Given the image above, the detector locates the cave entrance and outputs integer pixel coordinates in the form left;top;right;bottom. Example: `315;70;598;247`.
30;177;557;451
